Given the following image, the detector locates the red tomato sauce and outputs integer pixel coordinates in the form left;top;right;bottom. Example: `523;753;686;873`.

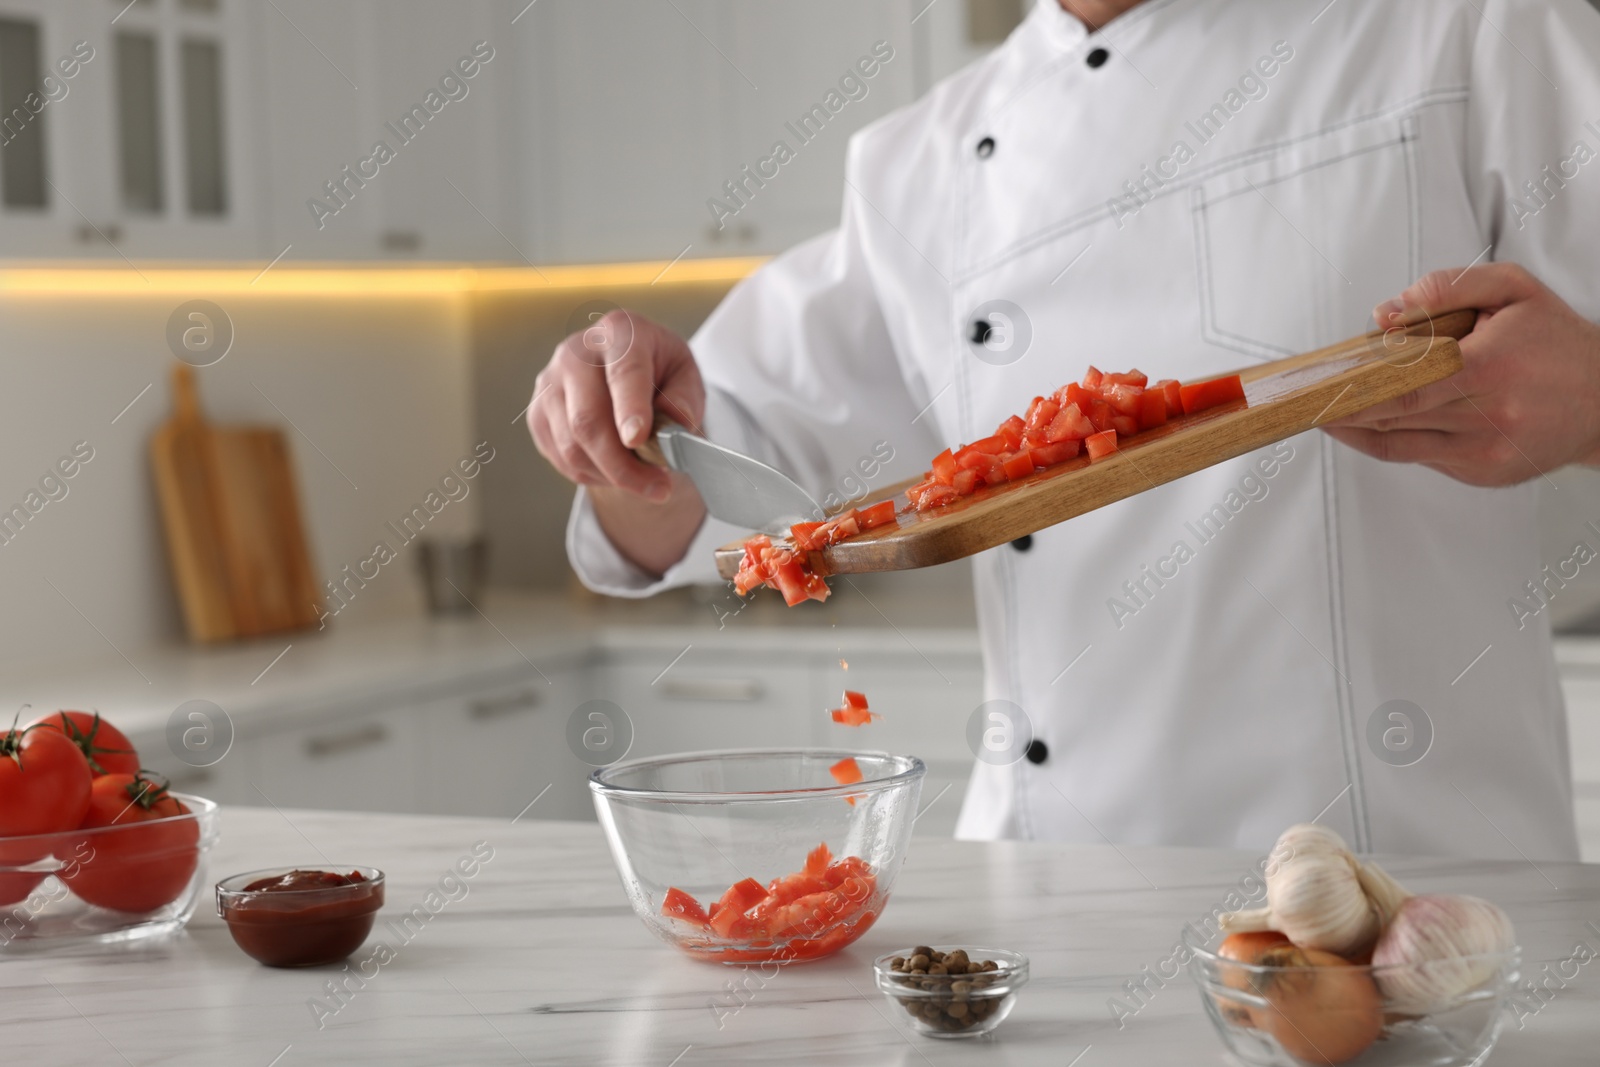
220;869;383;967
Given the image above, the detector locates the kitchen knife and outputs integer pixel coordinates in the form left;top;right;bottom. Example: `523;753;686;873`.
636;418;821;535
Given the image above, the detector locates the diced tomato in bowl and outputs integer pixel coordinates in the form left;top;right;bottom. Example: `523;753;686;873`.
592;749;924;964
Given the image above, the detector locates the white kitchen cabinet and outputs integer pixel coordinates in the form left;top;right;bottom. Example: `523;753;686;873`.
592;642;815;759
0;0;263;258
715;1;916;254
516;0;729;264
811;650;984;838
1560;667;1600;862
414;664;595;822
246;699;425;815
132;720;262;809
366;0;514;261
254;0;384;259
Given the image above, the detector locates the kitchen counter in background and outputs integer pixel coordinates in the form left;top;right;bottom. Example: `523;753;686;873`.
0;586;986;837
7;586;1600;853
5;807;1596;1066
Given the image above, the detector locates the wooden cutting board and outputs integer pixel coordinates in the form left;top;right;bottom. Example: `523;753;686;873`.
150;365;322;642
714;312;1474;579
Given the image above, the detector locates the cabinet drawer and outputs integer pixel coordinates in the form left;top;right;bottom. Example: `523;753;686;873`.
596;649;813;758
249;707;421;814
1561;675;1600;784
416;671;593;822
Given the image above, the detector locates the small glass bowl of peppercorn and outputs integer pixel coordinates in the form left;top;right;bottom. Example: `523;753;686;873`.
874;946;1029;1038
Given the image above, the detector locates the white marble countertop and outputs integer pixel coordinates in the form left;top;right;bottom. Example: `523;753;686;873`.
0;585;982;738
7;807;1597;1066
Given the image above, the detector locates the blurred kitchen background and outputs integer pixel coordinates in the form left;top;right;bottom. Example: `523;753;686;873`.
2;0;1600;854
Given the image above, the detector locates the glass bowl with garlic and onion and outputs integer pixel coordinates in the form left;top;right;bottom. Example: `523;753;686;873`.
1182;824;1520;1067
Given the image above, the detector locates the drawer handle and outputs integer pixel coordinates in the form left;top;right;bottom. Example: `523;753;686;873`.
659;678;764;702
304;723;388;759
469;690;542;720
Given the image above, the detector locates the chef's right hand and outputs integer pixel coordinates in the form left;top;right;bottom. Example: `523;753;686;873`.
527;310;706;501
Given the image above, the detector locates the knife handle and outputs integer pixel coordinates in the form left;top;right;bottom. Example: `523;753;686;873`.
633;413;681;470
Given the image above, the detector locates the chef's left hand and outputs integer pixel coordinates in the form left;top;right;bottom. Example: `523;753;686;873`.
1324;262;1600;486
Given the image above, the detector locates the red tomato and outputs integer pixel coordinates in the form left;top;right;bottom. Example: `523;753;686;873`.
1030;440;1081;467
1063;382;1094;411
1088;399;1115;434
1102;370;1148;387
829;757;863;786
930;448;957;485
1109;414;1140;437
1046;402;1094;443
29;711;140;778
0;721;96;906
1024;397;1060;442
951;469;979;496
805;842;833;875
1081;365;1104;388
1137;390;1169;430
734;536;832;605
957;449;1005;486
855;500;896;531
709;877;768;938
789;521;825;552
1155;378;1183;417
831;705;874;726
0;723;93;839
997;415;1026;451
661;887;710;926
1104;384;1144;417
1085;429;1119;461
1180;374;1247;415
1001;452;1036;481
61;772;199;913
967;435;1007;456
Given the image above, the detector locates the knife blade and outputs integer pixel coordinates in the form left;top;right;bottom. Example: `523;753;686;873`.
636;419;821;535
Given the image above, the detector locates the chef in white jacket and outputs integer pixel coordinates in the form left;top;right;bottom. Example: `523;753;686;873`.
532;0;1600;862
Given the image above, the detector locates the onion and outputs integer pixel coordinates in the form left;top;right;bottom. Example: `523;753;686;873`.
1253;944;1383;1065
1371;894;1515;1015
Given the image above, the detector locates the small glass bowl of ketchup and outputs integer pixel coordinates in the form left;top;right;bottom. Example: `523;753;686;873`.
216;867;385;967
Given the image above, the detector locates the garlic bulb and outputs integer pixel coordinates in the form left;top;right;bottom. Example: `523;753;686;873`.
1220;824;1411;958
1371;894;1516;1015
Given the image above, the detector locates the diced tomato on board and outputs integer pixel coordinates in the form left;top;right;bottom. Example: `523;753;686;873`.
1030;440;1081;467
1137;390;1169;430
1001;452;1036;481
855;500;896;531
1085;429;1119;461
1179;374;1246;415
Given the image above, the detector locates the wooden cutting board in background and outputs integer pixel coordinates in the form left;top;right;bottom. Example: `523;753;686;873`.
150;365;322;642
714;311;1475;579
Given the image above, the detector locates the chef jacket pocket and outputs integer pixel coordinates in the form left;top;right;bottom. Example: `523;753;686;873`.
1192;115;1420;361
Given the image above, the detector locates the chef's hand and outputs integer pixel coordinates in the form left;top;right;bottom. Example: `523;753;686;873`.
1324;262;1600;486
527;310;708;575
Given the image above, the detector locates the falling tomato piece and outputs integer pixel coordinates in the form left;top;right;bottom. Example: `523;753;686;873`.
828;690;875;727
830;756;865;804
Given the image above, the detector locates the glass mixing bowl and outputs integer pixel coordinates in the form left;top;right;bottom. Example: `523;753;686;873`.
591;749;923;964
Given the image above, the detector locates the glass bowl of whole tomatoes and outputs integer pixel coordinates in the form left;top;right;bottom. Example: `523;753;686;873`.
0;787;219;952
590;748;923;965
1184;926;1518;1067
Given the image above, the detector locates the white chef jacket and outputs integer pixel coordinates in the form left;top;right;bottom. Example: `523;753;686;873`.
568;0;1600;861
